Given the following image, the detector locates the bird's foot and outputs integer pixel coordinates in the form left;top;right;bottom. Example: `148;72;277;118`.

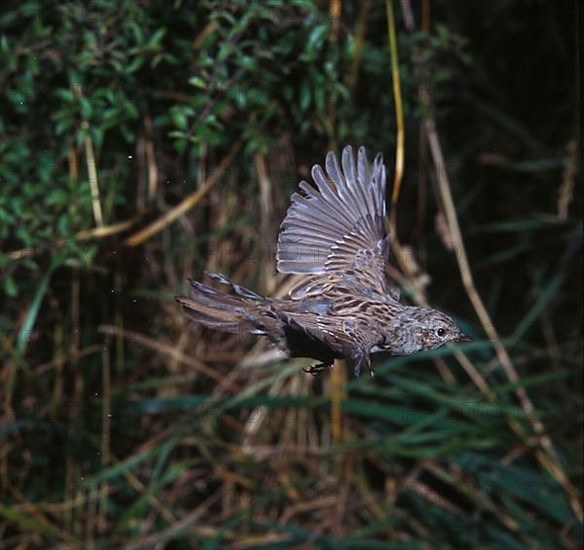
353;364;374;377
352;351;373;378
303;362;333;377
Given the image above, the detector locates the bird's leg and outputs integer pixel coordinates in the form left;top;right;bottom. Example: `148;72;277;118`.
303;362;334;377
352;350;373;378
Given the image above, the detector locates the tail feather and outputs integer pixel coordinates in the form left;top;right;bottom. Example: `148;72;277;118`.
176;277;271;335
205;271;267;301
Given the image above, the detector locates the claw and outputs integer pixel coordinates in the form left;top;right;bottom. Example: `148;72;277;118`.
352;350;371;378
303;362;333;377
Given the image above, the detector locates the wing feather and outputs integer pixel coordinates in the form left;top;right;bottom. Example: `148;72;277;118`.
276;145;390;295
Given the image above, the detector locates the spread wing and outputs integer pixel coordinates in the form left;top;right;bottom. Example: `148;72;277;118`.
276;145;390;295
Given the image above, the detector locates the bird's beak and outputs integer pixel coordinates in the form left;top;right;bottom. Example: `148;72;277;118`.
454;333;473;343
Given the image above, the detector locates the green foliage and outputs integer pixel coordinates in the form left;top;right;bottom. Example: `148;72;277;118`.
0;0;581;547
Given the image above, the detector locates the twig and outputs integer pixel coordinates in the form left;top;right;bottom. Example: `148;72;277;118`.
558;140;576;220
71;84;105;232
123;140;242;247
83;126;104;227
145;114;158;202
4;217;141;263
254;152;275;293
97;325;239;393
385;0;405;233
347;0;371;92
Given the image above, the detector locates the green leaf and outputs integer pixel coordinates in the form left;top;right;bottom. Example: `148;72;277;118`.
189;75;207;88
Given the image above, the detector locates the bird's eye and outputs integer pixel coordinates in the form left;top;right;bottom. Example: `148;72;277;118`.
436;328;446;337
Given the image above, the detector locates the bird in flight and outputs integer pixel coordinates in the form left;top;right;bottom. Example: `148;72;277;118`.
176;145;470;377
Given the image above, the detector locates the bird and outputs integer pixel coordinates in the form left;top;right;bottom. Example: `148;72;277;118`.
176;145;470;377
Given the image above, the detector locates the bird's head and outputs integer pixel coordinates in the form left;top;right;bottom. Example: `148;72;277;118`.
375;306;471;355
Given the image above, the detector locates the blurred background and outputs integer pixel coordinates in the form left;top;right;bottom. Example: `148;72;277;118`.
1;0;581;547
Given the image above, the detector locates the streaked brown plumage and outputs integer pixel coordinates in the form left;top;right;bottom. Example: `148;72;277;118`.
176;145;470;377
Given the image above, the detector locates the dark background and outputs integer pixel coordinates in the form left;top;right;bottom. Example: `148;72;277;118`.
1;1;581;547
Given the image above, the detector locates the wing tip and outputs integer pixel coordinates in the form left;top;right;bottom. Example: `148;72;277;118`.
276;144;388;276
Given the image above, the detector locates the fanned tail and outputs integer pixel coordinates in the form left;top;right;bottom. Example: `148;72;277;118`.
175;273;272;335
